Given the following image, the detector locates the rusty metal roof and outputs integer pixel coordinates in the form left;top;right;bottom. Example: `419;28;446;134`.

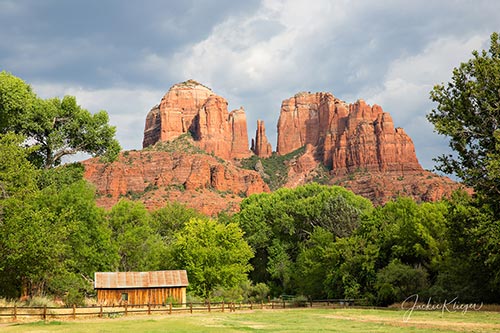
94;270;188;289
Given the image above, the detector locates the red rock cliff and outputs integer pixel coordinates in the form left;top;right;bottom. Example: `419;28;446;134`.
82;150;269;216
143;80;251;160
277;92;422;174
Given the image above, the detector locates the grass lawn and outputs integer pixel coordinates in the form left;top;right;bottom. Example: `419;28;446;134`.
1;308;499;332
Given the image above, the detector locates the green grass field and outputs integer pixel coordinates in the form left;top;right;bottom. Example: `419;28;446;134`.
2;308;499;332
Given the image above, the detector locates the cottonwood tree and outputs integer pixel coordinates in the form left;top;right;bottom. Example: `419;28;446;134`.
427;32;500;210
170;218;253;299
0;71;120;168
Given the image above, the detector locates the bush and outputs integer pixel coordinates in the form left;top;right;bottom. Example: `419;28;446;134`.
211;286;244;303
165;295;181;307
250;283;270;303
375;260;429;306
185;293;203;304
292;295;309;307
63;289;85;307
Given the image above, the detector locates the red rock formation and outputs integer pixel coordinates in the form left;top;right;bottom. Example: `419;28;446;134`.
251;120;272;158
82;150;269;216
229;107;252;159
277;92;422;175
331;170;471;206
285;144;319;187
143;80;251;160
143;80;214;147
86;84;467;215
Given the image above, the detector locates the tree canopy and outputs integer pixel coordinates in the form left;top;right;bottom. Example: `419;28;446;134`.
427;32;500;208
169;218;254;298
234;183;373;294
0;71;120;168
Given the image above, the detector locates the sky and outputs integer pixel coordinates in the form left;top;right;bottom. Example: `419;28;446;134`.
1;0;499;172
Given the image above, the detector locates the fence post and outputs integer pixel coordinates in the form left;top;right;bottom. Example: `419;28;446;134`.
189;302;192;314
125;303;128;316
221;301;224;312
99;304;103;318
72;304;76;320
283;300;285;309
261;301;264;309
208;300;211;312
169;302;172;315
42;305;47;320
13;304;17;321
250;301;253;310
148;303;151;315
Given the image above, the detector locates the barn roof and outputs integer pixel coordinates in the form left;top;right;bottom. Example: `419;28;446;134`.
94;270;188;289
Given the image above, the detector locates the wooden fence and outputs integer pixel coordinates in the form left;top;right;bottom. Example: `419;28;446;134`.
0;299;364;322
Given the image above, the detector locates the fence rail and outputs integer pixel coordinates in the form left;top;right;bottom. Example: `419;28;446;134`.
0;299;364;322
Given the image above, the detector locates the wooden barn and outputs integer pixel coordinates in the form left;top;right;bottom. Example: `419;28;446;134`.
94;270;188;306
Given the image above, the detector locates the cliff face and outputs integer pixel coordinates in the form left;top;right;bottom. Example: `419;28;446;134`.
82;149;269;216
277;92;422;175
143;80;251;160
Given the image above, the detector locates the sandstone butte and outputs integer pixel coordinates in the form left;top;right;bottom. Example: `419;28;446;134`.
82;81;468;215
143;79;251;160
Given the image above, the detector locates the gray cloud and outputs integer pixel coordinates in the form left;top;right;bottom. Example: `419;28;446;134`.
1;0;499;173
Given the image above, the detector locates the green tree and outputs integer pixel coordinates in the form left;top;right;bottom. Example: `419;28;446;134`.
295;228;337;299
0;162;118;300
0;133;42;297
107;200;166;271
170;218;253;299
39;180;118;278
427;32;500;210
0;71;120;168
0;195;68;298
295;227;379;300
0;71;36;131
151;202;207;241
361;197;448;274
431;191;500;303
375;260;429;306
235;183;373;292
0;132;39;200
266;239;294;293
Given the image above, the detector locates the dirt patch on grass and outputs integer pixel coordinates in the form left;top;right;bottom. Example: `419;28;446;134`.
323;314;500;332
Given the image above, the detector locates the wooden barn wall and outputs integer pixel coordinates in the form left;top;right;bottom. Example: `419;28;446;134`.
97;287;186;305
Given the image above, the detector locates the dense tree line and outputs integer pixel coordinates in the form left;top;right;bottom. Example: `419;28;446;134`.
233;185;500;304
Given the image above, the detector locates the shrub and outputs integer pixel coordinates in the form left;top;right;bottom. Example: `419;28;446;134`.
292;295;309;307
375;260;429;306
63;289;85;307
165;295;181;307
